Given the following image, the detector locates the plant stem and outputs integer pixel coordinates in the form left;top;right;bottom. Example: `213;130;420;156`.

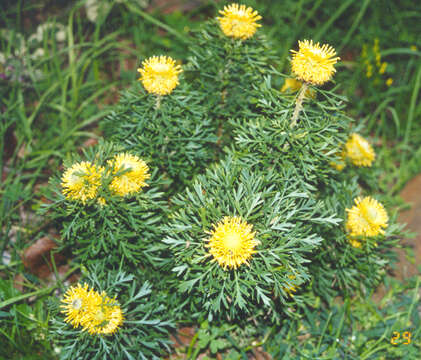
0;287;56;309
290;82;308;128
155;95;162;109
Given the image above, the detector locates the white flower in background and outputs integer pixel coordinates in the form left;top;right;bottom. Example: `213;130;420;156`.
85;0;149;23
85;0;111;23
56;29;66;42
28;22;66;44
31;48;45;60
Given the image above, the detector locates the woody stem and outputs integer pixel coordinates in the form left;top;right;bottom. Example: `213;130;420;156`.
290;82;308;128
155;95;162;109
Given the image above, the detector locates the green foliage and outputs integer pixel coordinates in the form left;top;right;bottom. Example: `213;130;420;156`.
309;176;404;299
1;0;421;358
266;276;421;359
228;76;351;192
164;157;338;322
42;141;168;268
102;81;219;193
50;265;174;360
0;277;54;359
186;19;276;123
223;71;401;300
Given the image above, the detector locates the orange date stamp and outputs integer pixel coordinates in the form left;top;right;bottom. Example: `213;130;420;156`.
390;331;411;345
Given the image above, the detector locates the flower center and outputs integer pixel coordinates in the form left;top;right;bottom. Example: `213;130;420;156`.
69;171;82;185
224;231;242;252
72;298;82;310
94;310;106;323
358;140;371;153
151;63;171;74
365;206;378;222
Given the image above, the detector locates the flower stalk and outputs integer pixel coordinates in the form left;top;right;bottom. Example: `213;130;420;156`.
155;94;162;109
290;82;308;128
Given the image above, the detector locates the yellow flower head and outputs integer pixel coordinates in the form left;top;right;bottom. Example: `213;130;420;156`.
81;294;124;335
217;3;262;40
61;284;124;335
206;216;260;270
61;161;103;203
284;275;298;297
290;39;340;85
108;153;150;196
346;196;388;237
344;133;375;167
348;237;362;248
330;150;346;171
60;283;102;328
137;55;182;96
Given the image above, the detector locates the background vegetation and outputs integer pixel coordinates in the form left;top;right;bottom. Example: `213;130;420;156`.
1;0;420;358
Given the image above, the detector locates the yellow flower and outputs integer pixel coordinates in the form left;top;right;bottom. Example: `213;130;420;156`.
217;3;262;40
346;196;388;237
281;78;316;99
108;153;150;196
330;150;346;171
81;294;124;335
348;237;362;248
206;216;260;270
344;133;375;167
379;62;387;74
61;161;103;203
386;78;393;87
61;284;124;335
284;275;298;297
60;283;101;328
290;39;340;85
366;65;373;78
97;197;107;207
137;55;182;96
410;45;417;52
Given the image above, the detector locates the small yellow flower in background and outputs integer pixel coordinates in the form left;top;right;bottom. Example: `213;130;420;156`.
386;78;393;87
344;133;376;167
410;45;417;52
61;161;103;203
137;55;182;96
330;151;346;171
281;78;316;99
290;39;340;85
217;3;262;40
97;197;107;207
284;275;298;297
206;216;260;270
61;284;124;335
349;237;362;248
366;63;373;78
108;153;150;196
346;196;388;237
379;62;387;75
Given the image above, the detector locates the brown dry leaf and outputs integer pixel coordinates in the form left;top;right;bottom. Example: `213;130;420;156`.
251;347;272;360
396;174;421;278
81;138;98;148
22;236;66;278
170;325;197;348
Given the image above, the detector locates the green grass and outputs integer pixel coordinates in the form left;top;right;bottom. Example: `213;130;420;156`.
1;0;420;358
